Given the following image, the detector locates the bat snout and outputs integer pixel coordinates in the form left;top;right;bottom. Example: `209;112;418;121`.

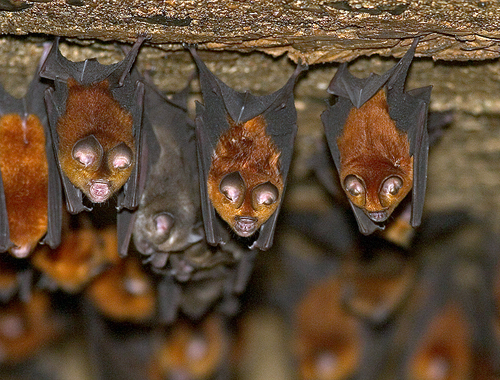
367;210;389;223
234;216;259;237
89;180;111;203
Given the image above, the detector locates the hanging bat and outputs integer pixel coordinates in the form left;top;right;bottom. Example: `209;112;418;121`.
132;72;204;259
86;255;156;323
156;239;256;324
0;44;62;258
321;38;432;235
149;314;230;380
32;219;119;293
189;46;307;250
40;37;146;250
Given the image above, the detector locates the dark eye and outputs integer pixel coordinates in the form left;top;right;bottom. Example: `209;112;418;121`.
219;172;245;207
154;213;175;236
72;135;103;167
380;176;403;196
252;182;279;208
344;175;365;198
108;143;133;170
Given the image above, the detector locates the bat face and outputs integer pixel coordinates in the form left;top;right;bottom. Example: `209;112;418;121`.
0;113;49;257
57;78;135;203
207;115;283;237
337;90;413;223
86;256;156;323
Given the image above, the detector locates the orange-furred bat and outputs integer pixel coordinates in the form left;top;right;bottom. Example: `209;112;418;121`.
0;45;62;257
149;315;229;380
32;221;119;293
189;46;307;250
86;256;156;323
321;38;431;235
40;37;146;252
0;291;61;364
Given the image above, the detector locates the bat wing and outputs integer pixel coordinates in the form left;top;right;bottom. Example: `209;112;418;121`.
44;84;90;214
190;46;306;249
0;171;11;251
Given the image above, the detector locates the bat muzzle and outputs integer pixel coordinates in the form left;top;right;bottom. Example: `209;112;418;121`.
234;216;259;237
367;210;389;223
89;180;111;203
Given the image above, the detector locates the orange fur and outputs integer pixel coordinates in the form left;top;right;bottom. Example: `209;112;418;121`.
32;224;119;293
0;113;48;256
0;291;59;363
337;90;413;214
295;277;362;380
57;78;134;201
86;256;155;322
150;315;226;380
409;303;471;380
207;115;283;234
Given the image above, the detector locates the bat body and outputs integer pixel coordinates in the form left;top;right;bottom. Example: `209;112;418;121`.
321;38;431;235
190;46;307;250
156;240;256;324
132;74;203;258
86;255;156;323
0;46;62;257
40;37;145;219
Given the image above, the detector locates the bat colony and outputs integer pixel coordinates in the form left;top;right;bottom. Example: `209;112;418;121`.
0;36;454;377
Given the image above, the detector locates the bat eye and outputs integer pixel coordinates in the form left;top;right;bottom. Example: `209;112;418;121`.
72;135;103;167
108;143;133;169
154;213;175;236
380;176;403;196
220;172;245;207
252;182;279;208
344;175;365;198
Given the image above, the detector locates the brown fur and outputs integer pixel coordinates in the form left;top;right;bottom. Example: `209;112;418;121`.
87;256;155;323
32;224;119;293
337;90;413;214
57;78;134;200
207;115;283;233
0;292;59;363
0;113;48;255
295;277;362;380
409;303;471;379
150;315;226;380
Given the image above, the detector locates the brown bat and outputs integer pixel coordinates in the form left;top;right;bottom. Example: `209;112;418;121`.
0;44;62;257
321;38;431;235
86;255;156;323
40;37;146;254
32;219;119;293
149;314;229;380
190;46;307;249
0;291;61;364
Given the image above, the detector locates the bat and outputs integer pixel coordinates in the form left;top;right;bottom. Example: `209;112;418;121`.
32;219;119;293
149;314;230;380
86;255;156;323
189;46;307;250
132;72;204;259
321;38;432;235
0;291;60;364
155;240;256;324
40;37;146;254
0;43;62;258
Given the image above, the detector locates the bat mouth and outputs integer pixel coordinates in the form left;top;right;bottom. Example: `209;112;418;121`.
89;180;111;203
9;244;33;259
234;216;259;237
367;210;389;223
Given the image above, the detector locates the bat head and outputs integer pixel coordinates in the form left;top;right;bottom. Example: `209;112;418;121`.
207;115;283;238
57;78;135;204
337;90;413;223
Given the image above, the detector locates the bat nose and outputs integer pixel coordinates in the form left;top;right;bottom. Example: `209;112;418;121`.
234;216;259;237
89;180;111;203
367;210;388;222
